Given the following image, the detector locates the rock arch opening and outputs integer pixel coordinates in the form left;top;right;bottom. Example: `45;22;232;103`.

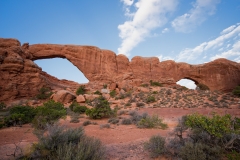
177;78;197;89
34;58;89;84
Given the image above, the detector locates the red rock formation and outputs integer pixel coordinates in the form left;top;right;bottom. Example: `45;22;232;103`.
0;38;240;102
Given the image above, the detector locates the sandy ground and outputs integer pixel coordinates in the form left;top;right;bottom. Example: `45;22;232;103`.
0;107;239;160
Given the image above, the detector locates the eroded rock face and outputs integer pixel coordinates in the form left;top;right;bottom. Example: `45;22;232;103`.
1;38;240;102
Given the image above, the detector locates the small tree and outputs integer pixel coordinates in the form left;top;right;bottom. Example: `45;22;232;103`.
76;86;86;95
232;85;240;97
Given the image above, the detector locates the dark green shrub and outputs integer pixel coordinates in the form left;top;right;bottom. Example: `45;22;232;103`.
197;83;209;90
29;124;106;160
94;90;102;95
110;90;116;97
36;87;53;99
144;135;166;158
4;105;36;126
146;95;155;103
103;84;107;89
73;105;87;114
141;83;149;87
150;80;162;87
76;86;86;95
137;115;168;129
32;100;66;130
85;96;116;119
232;85;240;97
0;102;6;110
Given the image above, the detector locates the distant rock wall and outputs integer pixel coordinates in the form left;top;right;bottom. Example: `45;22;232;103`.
1;38;240;101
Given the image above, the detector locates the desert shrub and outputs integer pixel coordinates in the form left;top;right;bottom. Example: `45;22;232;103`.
36;87;53;100
0;102;6;110
28;124;106;160
108;117;119;124
121;118;132;125
83;120;91;126
86;96;117;119
129;111;148;125
76;85;86;95
137;115;168;129
125;102;131;107
103;84;107;89
69;100;78;111
146;95;156;103
110;90;116;97
94;90;102;95
4;105;36;126
141;83;149;87
73;105;87;114
232;85;240;97
197;83;210;90
144;135;166;158
179;142;222;160
150;80;162;87
226;150;240;160
32;100;66;130
136;102;145;107
70;115;80;123
100;123;110;129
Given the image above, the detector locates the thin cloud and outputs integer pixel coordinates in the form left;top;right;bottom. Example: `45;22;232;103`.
172;0;220;33
158;54;174;61
176;23;240;63
118;0;178;56
162;28;169;34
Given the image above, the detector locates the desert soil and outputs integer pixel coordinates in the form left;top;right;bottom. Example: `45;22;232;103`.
0;107;239;160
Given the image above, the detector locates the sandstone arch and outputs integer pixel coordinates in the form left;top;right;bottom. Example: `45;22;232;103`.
1;38;240;102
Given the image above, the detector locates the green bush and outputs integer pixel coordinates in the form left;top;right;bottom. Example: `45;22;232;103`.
4;105;36;126
94;90;102;95
28;124;106;160
110;90;116;97
146;95;156;103
32;100;66;130
137;115;168;129
36;87;53;99
76;86;86;95
232;85;240;97
83;120;92;126
0;102;6;110
86;96;116;119
150;80;162;87
73;106;87;114
144;135;166;158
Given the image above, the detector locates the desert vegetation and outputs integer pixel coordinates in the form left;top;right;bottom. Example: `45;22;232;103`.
0;83;240;159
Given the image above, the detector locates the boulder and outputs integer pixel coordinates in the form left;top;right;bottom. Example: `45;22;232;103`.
51;90;76;103
76;95;85;103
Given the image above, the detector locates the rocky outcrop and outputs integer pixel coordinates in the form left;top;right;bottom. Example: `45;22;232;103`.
1;38;240;102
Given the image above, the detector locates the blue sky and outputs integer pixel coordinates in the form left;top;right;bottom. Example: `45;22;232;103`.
1;0;240;88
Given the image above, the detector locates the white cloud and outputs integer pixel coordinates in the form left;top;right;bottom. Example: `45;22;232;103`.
210;40;240;61
172;0;220;33
176;23;240;62
118;0;178;56
221;25;236;35
158;55;174;61
162;28;169;33
121;0;134;6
